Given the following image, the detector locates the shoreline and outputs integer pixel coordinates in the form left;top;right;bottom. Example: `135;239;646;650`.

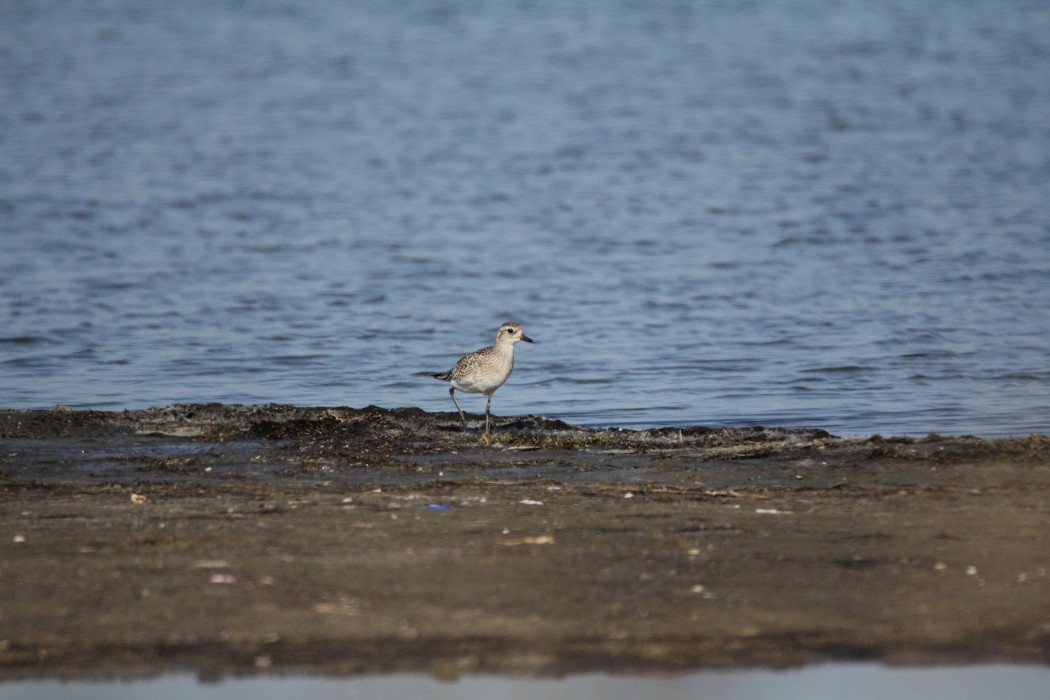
2;404;1049;680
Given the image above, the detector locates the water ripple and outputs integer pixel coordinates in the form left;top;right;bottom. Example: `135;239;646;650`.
2;0;1049;436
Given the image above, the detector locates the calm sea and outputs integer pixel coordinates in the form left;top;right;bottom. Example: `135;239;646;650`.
3;0;1049;436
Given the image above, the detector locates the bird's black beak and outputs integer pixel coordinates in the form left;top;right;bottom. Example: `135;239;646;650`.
522;334;535;343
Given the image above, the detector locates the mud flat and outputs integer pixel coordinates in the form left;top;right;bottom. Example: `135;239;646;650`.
1;404;1048;680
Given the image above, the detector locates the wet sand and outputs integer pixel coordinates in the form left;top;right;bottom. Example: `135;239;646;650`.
1;404;1048;680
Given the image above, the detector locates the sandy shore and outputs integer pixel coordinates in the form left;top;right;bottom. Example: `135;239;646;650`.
1;404;1048;680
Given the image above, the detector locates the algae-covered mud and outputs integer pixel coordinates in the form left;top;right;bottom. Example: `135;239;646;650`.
1;404;1048;680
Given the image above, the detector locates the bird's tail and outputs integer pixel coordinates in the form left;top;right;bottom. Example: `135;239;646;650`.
431;371;452;381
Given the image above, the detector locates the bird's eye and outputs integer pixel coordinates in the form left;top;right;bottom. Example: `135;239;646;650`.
506;328;515;333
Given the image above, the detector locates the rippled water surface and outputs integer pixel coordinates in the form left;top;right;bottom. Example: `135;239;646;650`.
3;0;1050;435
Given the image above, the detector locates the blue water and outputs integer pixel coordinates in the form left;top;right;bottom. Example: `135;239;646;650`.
3;0;1050;436
2;664;1050;700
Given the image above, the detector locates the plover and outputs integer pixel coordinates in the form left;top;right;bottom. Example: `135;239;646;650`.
431;322;535;434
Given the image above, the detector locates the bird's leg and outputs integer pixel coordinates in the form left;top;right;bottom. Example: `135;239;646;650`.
449;387;466;427
485;394;492;435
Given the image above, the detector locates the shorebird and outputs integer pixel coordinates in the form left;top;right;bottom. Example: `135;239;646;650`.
431;322;534;434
